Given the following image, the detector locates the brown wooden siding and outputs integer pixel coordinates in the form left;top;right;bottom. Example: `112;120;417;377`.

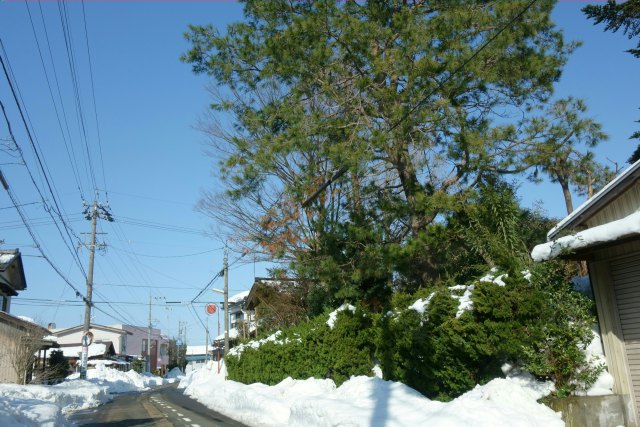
611;253;640;424
0;321;20;383
588;182;640;229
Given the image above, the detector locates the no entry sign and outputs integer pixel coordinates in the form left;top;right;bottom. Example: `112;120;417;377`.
205;303;217;315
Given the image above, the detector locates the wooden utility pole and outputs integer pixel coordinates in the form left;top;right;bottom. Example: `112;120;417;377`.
80;199;113;379
80;200;98;379
223;248;229;357
147;293;152;373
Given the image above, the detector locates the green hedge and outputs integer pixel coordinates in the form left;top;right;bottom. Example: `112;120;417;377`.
227;263;599;400
226;306;375;386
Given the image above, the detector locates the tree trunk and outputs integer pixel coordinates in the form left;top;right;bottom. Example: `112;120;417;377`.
560;180;574;215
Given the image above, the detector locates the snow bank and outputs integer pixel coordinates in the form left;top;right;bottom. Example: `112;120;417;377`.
0;380;109;427
531;211;640;261
327;303;356;329
66;365;167;393
165;367;184;379
576;326;614;397
181;362;562;427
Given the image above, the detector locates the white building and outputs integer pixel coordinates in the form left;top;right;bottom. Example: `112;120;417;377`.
51;323;169;372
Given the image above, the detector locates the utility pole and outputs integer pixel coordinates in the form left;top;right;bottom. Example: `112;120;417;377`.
80;198;113;379
205;316;209;361
147;293;152;373
223;248;229;357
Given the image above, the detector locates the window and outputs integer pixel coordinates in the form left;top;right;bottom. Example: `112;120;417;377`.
142;339;148;355
0;294;7;312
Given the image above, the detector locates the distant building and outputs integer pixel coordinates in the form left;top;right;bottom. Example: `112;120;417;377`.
185;345;210;372
50;323;169;373
213;290;254;345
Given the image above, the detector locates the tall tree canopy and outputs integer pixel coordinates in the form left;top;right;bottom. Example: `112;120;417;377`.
184;0;600;305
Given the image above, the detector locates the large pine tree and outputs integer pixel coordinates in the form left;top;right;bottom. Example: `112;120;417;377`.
183;0;596;302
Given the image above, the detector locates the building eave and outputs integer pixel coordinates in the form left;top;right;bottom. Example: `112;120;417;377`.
548;159;640;241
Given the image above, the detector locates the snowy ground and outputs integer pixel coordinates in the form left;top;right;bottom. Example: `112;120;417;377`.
179;362;563;427
0;365;171;427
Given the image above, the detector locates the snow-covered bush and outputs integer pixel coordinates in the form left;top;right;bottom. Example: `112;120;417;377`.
226;305;375;386
377;261;600;400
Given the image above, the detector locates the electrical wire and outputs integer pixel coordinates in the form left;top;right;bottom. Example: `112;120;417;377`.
24;1;85;198
80;0;108;198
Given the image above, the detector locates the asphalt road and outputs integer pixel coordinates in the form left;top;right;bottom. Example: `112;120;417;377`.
69;383;246;427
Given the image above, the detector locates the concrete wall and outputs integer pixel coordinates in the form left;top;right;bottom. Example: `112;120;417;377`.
549;395;637;427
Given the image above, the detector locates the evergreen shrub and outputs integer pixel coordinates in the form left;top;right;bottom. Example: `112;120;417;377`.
226;306;375;386
227;262;599;401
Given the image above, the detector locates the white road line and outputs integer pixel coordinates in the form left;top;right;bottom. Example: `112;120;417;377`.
171;409;177;412
182;418;192;422
192;424;201;427
177;412;184;416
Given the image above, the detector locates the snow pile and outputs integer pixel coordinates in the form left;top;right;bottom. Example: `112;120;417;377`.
326;303;356;329
0;380;109;427
409;294;434;314
577;326;614;397
181;362;562;427
66;365;167;393
165;367;184;379
531;211;640;261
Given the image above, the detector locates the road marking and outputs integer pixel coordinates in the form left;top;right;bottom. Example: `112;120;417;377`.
192;424;201;427
171;409;177;412
177;412;184;416
182;418;192;422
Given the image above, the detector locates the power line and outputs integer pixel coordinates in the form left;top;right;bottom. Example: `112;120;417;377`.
1;174;88;303
0;93;87;278
116;215;216;237
109;245;223;259
190;270;224;303
56;0;97;192
24;1;85;198
80;0;108;198
36;0;86;199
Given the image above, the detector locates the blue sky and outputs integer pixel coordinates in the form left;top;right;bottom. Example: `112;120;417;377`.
0;1;638;345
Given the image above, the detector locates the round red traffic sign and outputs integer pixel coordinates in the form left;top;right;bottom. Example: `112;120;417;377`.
205;303;217;315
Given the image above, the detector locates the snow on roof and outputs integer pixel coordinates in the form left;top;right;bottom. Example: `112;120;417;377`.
54;343;107;359
16;315;36;324
0;252;17;266
229;290;250;304
186;345;210;355
214;322;257;341
547;158;640;240
532;211;640;261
